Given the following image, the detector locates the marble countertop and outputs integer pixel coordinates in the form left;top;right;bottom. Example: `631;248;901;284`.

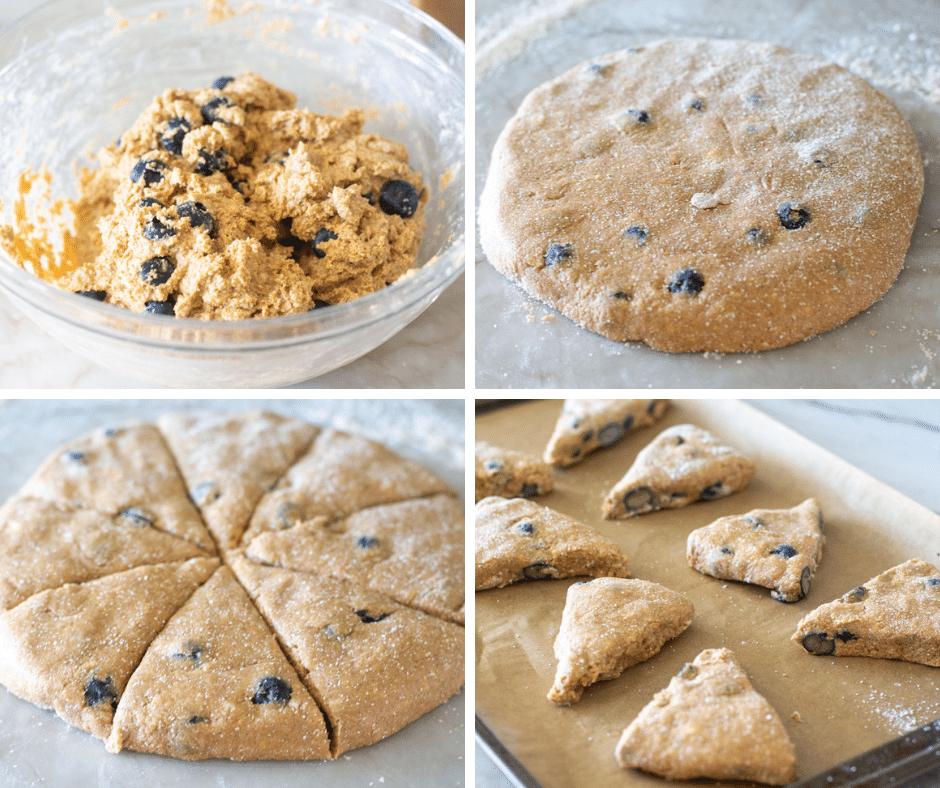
476;399;940;788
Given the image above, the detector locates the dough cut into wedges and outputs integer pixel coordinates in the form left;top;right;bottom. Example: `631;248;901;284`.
548;577;692;705
603;424;755;519
687;498;824;602
544;399;669;467
475;497;630;591
615;648;797;785
107;566;332;760
19;422;214;551
475;441;554;502
244;493;465;625
242;428;452;544
0;495;209;611
0;557;218;740
158;410;319;549
228;554;464;756
793;558;940;666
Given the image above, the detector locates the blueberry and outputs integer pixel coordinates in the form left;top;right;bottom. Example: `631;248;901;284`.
161;117;191;155
311;299;331;309
720;546;734;555
188;715;208;724
842;585;868;603
195;147;230;175
745;227;771;246
75;289;107;301
812;149;835;168
276;500;300;528
212;76;235;90
517;522;535;534
623;486;654;512
355;609;390;624
145;297;176;316
612;291;632;300
597;422;623;446
378;179;420;218
668;268;705;294
570;447;581;459
835;630;857;642
778;202;811;230
624;225;648;247
522;562;553;580
581;429;594;442
519;483;538;497
84;676;117;708
626;108;651;123
201;95;234;124
770;544;798;559
622;414;634;430
362;191;375;205
139;197;165;209
263;150;289;165
926;578;940;589
191;480;221;506
143;217;177;241
483;460;503;472
139;256;175;286
799;565;812;598
119;507;153;527
744;516;763;529
646;401;658;415
679;663;698;679
356;536;380;549
544;242;573;267
746;93;763;106
65;451;86;463
311;228;339;259
177;201;214;234
251;676;291;705
801;632;834;655
699;481;724;500
689;98;704;111
172;641;203;664
130;158;168;186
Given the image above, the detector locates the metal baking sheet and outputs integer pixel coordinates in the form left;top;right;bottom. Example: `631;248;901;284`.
475;0;940;388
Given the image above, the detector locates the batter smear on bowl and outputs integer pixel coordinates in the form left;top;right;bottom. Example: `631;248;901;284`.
2;72;426;319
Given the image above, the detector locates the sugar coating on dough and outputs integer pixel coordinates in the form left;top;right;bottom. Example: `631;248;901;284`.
793;558;940;666
59;72;425;318
475;497;631;591
615;648;797;785
548;577;693;705
479;38;923;352
543;399;668;467
602;423;755;519
475;441;554;501
687;498;825;602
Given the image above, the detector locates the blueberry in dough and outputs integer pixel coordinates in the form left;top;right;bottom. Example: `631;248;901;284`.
143;218;177;241
251;676;292;705
355;609;390;624
130;158;168;186
770;544;798;559
544;242;573;267
176;201;214;235
842;585;868;603
64;451;86;463
139;197;165;209
745;226;771;246
139;256;175;286
172;641;204;664
161;118;191;155
624;225;648;246
597;422;623;446
778;202;811;230
144;297;177;316
212;76;234;90
522;562;553;579
699;481;724;500
801;631;834;655
626;108;651;123
311;228;339;259
84;676;117;708
356;536;380;549
75;289;107;301
520;483;538;497
201;95;234;125
195;148;230;175
378;179;420;217
191;480;221;506
623;486;654;512
668;268;705;294
118;507;153;527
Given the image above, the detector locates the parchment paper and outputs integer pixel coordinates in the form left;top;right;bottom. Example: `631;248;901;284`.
475;0;940;388
475;400;940;787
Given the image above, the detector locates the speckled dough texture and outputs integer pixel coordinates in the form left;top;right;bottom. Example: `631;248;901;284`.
478;37;924;352
615;648;797;785
61;72;426;318
0;411;464;761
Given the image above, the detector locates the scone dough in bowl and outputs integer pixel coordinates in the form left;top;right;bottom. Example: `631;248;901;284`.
479;37;924;352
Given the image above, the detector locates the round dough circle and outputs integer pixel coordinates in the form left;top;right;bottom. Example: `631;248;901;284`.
479;38;924;352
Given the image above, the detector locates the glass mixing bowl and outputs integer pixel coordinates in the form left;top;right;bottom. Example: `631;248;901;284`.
0;0;464;388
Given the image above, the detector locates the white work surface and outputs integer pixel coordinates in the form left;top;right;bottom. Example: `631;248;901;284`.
0;0;464;390
476;399;940;788
475;0;940;388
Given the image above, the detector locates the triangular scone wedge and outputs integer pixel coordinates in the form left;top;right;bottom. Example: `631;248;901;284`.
544;400;669;467
687;499;825;602
244;493;465;625
158;411;319;550
793;558;940;666
0;557;218;741
475;497;631;591
603;424;755;519
615;648;797;785
548;577;693;705
19;422;214;551
475;441;554;502
107;566;331;761
229;554;464;756
0;495;209;611
242;428;452;545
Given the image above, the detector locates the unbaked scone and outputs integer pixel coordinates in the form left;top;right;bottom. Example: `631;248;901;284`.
602;424;755;519
479;38;923;352
792;558;940;666
615;648;797;785
475;441;554;501
687;498;824;602
475;497;631;591
543;400;668;467
548;577;693;705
